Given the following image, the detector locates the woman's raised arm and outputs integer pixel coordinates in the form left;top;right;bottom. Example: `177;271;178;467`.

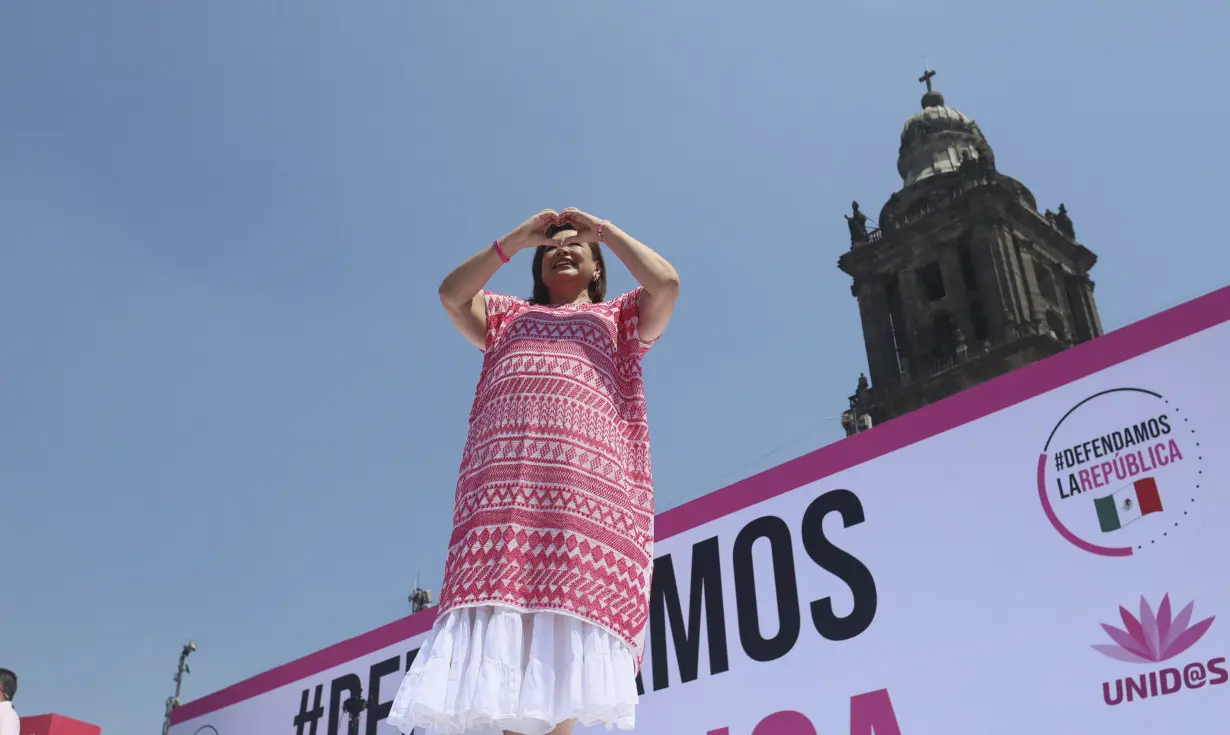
438;210;557;350
558;208;680;343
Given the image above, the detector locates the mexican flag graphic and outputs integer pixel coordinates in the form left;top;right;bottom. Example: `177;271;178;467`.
1094;476;1163;532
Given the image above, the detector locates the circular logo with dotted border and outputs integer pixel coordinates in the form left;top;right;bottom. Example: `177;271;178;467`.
1037;388;1204;556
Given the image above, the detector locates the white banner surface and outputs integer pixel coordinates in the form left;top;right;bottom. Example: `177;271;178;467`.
171;287;1230;735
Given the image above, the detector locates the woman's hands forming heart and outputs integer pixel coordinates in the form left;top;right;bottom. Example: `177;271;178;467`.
502;208;608;254
503;209;561;253
556;208;607;245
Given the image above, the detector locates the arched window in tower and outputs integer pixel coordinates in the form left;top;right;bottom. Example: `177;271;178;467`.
918;262;946;302
883;273;909;369
1034;261;1058;303
932;312;958;357
969;299;991;342
1046;311;1067;341
958;234;979;293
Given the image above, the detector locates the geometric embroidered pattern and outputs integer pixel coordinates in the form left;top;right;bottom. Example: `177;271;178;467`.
436;288;656;665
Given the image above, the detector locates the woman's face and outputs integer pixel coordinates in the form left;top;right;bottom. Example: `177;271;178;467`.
540;229;599;296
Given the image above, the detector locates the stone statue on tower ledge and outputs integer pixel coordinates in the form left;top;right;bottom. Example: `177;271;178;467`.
845;201;869;245
1055;203;1075;239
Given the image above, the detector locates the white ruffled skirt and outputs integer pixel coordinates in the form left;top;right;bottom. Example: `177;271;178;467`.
386;605;639;735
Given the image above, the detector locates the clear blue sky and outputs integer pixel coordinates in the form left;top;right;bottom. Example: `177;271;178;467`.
3;2;1227;732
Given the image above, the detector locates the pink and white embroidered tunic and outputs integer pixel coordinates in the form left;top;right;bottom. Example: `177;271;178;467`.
435;288;656;661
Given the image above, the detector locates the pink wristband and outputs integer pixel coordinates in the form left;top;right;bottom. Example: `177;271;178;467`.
597;221;608;242
492;240;510;264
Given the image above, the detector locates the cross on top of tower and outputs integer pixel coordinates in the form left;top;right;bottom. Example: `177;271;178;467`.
917;65;944;108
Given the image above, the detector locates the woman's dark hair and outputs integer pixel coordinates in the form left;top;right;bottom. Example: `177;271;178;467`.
529;224;607;305
0;668;16;701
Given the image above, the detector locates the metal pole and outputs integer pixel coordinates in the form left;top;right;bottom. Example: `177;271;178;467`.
408;575;433;614
162;641;196;735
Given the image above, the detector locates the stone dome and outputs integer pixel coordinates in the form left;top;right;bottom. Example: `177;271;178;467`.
897;89;994;186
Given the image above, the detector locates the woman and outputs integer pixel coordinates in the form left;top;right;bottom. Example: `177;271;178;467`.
388;208;680;735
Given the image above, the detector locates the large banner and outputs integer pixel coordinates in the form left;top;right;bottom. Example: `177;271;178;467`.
170;286;1230;735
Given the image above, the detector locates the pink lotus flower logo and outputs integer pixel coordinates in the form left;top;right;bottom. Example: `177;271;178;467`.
1093;594;1215;663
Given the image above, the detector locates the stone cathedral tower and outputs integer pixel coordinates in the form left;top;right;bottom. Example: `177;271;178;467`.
838;69;1103;437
